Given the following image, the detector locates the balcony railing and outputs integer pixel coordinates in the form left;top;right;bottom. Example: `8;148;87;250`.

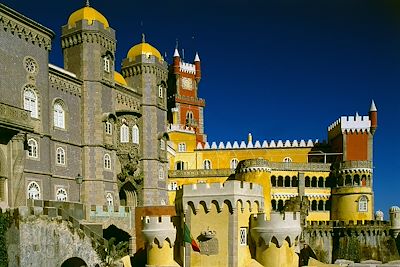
339;161;372;170
169;168;234;178
0;102;32;132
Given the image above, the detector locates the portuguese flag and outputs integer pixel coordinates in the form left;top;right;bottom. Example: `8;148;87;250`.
184;223;200;252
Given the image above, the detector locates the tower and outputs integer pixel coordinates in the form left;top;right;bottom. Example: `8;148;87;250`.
168;49;207;144
328;101;378;221
121;36;169;207
61;3;117;205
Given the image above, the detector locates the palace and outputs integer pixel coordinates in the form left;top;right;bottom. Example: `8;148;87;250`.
0;2;399;267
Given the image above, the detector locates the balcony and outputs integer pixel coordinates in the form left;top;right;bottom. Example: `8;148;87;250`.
0;102;33;133
168;168;234;178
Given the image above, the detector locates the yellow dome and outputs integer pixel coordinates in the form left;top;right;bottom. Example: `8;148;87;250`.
68;7;109;28
127;42;162;61
114;72;127;86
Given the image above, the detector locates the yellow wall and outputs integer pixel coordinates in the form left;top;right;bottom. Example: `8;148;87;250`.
331;187;373;221
147;240;179;266
255;240;299;267
238;201;258;267
188;202;229;267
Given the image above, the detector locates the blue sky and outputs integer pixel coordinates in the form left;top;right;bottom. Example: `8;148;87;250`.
3;0;399;216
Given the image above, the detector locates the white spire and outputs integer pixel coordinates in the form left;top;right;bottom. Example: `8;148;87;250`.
173;48;180;57
194;52;200;62
370;99;377;112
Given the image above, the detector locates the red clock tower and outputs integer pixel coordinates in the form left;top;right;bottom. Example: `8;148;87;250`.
167;48;207;144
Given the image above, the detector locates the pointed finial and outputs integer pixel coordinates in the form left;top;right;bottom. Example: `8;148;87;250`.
86;0;90;7
173;48;180;57
194;52;200;62
175;38;179;49
142;33;146;43
370;99;377;112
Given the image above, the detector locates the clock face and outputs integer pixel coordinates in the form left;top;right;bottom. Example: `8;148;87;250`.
182;77;193;90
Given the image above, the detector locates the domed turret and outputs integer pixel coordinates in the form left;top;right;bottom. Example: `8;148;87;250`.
114;71;127;86
67;3;109;29
375;210;384;221
390;206;400;238
127;34;162;61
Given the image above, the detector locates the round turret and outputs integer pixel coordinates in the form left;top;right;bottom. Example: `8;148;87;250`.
68;5;109;29
375;210;384;221
389;206;400;238
114;71;127;86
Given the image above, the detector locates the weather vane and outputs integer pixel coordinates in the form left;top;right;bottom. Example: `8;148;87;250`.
142;33;146;43
86;0;90;7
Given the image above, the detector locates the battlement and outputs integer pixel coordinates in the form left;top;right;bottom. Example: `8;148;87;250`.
250;212;301;247
142;216;176;247
179;61;196;74
328;114;371;134
177;180;264;214
196;139;318;150
168;123;195;134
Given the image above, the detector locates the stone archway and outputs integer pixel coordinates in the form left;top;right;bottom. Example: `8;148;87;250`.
119;181;137;207
61;257;87;267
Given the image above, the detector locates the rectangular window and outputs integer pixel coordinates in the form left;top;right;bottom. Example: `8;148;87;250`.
103;57;110;73
105;122;112;135
158;85;163;98
240;227;247;246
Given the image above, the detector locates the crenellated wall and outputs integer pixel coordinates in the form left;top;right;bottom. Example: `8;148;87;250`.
304;220;400;264
196;139;318;150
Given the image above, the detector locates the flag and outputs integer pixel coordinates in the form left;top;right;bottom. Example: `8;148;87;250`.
183;223;200;252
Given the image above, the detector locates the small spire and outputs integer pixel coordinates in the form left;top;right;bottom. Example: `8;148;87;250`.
370;99;377;112
141;33;146;43
86;0;90;7
175;38;179;49
194;52;200;62
173;48;180;57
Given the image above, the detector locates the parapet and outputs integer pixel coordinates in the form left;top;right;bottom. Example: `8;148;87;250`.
196;139;318;150
177;180;264;214
250;212;301;247
236;158;271;173
179;61;196;74
168;124;195;134
142;216;176;248
328;114;371;134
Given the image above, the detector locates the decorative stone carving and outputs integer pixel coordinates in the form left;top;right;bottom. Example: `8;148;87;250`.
198;229;219;255
49;73;81;96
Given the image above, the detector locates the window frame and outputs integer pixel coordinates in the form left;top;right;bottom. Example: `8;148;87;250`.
132;125;139;144
104;153;112;170
56;147;66;165
105;122;112;135
358;196;368;212
53;102;65;129
23;87;38;118
27;138;38;158
27;181;40;200
103;56;110;73
178;143;186;152
203;159;212;170
120;124;129;143
106;192;113;206
56;187;68;201
230;158;239;169
239;227;248;246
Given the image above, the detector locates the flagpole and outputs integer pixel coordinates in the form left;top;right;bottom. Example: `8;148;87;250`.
183;213;186;267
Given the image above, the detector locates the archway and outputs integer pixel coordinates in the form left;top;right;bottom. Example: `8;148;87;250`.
103;224;131;245
61;257;87;267
119;181;137;207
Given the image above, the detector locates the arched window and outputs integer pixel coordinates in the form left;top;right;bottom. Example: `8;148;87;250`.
361;175;367;187
230;158;239;169
277;176;283;187
283;157;292;163
159;167;164;180
305;176;310;187
291;176;298;187
132;125;139;144
358;196;368;212
105;122;112;135
158;85;163;98
203;160;212;170
27;138;38;158
56;188;67;201
284;176;291;187
168;181;178;191
23;87;38;118
271;176;276;187
160;139;165;150
178;143;186;152
345;175;352;186
325;199;331;211
120;124;129;143
311;200;317;211
176;161;185;170
27;181;40;199
318;177;324;188
56;147;65;165
103;56;110;72
104;154;111;169
106;193;113;206
353;174;360;186
53;102;65;128
318;200;324;211
311;177;317;187
186;111;194;126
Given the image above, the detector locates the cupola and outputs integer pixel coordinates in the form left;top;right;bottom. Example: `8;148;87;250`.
67;2;109;29
127;34;162;61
